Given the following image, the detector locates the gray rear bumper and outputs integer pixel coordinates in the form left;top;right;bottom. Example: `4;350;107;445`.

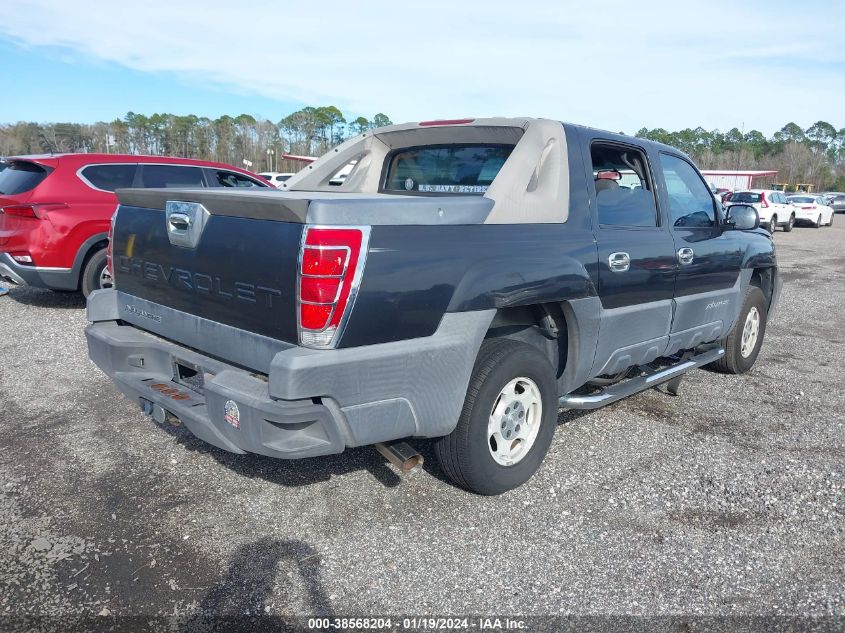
86;289;493;458
0;252;78;290
0;254;26;286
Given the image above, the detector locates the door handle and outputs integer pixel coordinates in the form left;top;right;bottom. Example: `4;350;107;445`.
678;247;694;265
608;252;631;273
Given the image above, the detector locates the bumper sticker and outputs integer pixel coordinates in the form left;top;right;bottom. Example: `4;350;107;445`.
224;400;241;429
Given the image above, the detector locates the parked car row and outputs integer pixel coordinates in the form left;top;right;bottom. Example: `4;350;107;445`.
721;189;836;233
258;171;296;187
824;192;845;213
0;154;269;297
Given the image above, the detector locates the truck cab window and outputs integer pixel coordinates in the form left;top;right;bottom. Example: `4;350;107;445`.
590;143;657;227
659;154;716;228
383;145;514;194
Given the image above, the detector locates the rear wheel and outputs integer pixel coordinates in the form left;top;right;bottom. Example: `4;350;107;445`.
434;338;558;495
80;248;111;298
827;213;834;227
814;214;822;228
783;214;794;232
710;286;767;375
768;215;777;233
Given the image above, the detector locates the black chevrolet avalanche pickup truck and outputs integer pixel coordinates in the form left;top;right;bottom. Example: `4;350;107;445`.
86;117;780;495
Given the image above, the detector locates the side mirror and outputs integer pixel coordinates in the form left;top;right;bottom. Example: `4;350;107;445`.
725;204;760;231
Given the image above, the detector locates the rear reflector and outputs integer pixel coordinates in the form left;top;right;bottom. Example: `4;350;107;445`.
297;226;370;348
11;252;33;264
419;118;475;127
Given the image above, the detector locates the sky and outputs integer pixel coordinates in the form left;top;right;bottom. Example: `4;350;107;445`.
1;0;843;136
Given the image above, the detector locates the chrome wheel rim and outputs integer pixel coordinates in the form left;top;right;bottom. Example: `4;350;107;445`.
488;377;542;466
99;266;113;289
740;307;760;358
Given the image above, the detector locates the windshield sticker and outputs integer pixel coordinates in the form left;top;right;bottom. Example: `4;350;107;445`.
404;178;415;191
418;184;488;194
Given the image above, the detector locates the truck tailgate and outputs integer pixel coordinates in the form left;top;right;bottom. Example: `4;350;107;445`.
112;189;305;347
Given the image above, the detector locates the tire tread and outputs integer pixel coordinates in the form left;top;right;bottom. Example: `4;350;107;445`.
710;285;767;374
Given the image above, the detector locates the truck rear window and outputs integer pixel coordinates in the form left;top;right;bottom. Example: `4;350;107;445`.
383;144;513;194
0;161;51;195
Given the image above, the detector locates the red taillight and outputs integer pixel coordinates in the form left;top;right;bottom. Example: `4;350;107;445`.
1;203;66;218
801;205;814;209
759;195;769;208
297;226;369;348
419;118;475;127
3;204;39;218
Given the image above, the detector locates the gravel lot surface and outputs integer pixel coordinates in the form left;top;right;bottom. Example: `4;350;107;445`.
0;221;843;630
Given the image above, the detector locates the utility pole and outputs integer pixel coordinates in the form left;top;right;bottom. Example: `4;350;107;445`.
735;121;744;172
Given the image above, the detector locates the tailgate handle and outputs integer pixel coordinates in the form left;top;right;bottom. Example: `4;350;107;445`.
168;212;192;232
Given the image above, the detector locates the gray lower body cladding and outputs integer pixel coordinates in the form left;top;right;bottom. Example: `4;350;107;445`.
0;252;77;290
86;290;494;458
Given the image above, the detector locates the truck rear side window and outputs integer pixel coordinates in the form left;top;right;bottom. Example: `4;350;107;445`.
0;161;51;195
590;143;658;227
383;144;514;194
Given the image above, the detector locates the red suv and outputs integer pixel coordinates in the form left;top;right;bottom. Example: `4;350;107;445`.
0;154;270;296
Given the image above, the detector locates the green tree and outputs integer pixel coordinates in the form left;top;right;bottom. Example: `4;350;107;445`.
317;106;346;146
351;116;369;135
371;113;392;129
774;122;805;144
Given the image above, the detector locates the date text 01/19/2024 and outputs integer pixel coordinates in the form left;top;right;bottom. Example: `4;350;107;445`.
306;617;527;630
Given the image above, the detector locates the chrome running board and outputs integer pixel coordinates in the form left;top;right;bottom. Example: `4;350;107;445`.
559;347;725;410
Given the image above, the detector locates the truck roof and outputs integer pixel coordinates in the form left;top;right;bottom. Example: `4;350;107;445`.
115;118;696;227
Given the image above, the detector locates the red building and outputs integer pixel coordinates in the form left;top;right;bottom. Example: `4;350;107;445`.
699;170;778;190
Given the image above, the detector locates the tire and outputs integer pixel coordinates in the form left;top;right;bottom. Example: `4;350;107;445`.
434;338;558;495
80;248;110;298
827;213;834;227
768;216;777;234
783;214;794;232
710;286;767;375
814;214;822;228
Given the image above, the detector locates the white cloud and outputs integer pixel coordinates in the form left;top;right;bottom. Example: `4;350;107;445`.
3;0;844;133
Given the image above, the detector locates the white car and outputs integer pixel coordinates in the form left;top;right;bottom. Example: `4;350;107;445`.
258;172;295;188
725;189;795;233
787;194;835;227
